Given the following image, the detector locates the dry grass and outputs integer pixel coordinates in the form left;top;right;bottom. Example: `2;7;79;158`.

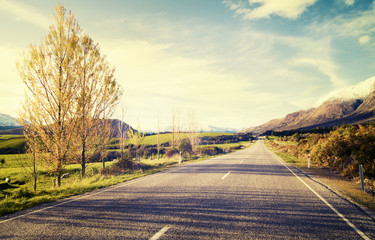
307;167;375;211
266;141;375;212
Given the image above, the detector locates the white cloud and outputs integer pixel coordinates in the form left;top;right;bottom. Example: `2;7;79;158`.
0;45;24;117
237;28;346;88
344;0;355;6
223;0;317;20
290;57;344;88
0;0;51;29
359;35;370;44
311;2;375;38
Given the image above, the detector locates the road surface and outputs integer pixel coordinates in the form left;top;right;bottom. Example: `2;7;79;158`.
1;140;375;239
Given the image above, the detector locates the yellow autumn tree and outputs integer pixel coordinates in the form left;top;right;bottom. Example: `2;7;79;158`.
17;4;80;187
72;33;121;178
17;4;122;185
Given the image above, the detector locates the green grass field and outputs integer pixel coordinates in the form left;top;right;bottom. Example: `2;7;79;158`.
142;132;234;145
0;132;235;150
109;132;234;147
0;135;25;149
196;141;252;149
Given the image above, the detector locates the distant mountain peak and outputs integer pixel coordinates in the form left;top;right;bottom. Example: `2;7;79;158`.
0;113;20;127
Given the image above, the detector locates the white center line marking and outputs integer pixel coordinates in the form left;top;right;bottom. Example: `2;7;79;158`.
270;150;370;240
221;171;231;180
150;225;171;240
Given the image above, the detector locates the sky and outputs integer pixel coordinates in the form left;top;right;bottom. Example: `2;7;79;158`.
1;0;375;131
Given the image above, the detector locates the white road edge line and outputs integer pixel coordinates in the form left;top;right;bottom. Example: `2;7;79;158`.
150;225;171;240
270;150;370;240
221;171;231;180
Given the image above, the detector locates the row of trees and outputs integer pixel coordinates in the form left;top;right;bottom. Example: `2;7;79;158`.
17;4;122;189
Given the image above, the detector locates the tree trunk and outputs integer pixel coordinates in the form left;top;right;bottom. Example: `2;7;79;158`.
101;149;105;169
33;159;37;193
81;143;86;178
57;174;61;187
33;142;37;193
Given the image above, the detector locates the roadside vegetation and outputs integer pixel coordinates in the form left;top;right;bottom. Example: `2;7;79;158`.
265;124;375;211
0;132;255;216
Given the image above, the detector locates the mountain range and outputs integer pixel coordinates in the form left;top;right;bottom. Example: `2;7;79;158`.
0;113;237;135
243;77;375;135
0;114;135;137
158;124;239;134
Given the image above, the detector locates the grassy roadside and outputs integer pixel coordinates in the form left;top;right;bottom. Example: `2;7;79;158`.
265;141;375;212
0;141;254;217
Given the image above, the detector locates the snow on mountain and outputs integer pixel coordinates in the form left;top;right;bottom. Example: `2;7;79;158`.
160;124;238;133
313;76;375;107
0;113;20;127
197;124;239;133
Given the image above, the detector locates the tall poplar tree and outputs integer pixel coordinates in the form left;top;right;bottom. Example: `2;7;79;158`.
73;34;121;178
18;4;80;187
18;4;122;184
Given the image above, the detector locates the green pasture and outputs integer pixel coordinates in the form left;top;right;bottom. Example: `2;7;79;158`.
196;141;253;149
141;132;234;145
0;135;25;149
0;132;235;150
109;132;234;147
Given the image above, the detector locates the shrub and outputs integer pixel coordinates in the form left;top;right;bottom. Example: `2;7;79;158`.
0;158;5;167
106;151;120;161
161;142;170;147
179;138;193;158
102;148;136;175
137;145;159;159
197;146;223;156
88;151;120;162
229;145;243;151
165;148;180;158
142;147;158;159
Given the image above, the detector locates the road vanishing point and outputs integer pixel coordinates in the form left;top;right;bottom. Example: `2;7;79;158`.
1;141;375;239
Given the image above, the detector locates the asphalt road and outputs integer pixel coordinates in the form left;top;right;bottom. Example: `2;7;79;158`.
1;140;375;239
